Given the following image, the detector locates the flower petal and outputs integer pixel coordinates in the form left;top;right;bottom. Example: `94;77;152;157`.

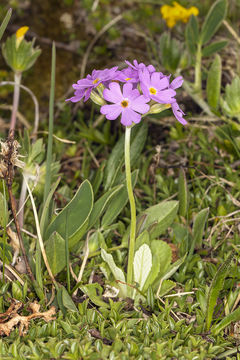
121;108;141;126
122;83;140;100
131;96;150;114
172;102;187;125
103;82;123;103
100;104;122;120
153;89;176;103
139;68;150;87
170;76;184;89
151;73;169;90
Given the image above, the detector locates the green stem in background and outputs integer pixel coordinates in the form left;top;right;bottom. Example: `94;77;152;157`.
125;126;136;295
37;42;55;288
43;42;56;206
9;72;22;136
182;80;214;116
194;43;202;96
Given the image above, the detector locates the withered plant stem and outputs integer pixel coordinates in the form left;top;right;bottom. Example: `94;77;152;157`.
6;136;35;282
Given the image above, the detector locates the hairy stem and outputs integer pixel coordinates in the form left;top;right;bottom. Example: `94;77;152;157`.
125;126;136;296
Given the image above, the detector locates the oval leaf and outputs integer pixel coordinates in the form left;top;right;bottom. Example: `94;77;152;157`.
200;0;228;45
45;232;66;275
207;54;222;110
45;180;93;249
143;201;179;240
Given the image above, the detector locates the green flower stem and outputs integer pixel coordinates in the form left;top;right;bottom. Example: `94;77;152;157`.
9;71;22;136
194;43;202;96
125;126;136;295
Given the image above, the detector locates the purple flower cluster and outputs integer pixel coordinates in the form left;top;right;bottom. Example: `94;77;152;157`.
67;60;186;126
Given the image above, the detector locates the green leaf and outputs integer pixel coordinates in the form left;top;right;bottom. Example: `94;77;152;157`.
0;8;12;42
101;170;138;228
122;201;179;247
178;168;188;217
212;304;240;335
134;244;152;291
207;55;222;110
221;76;240;120
158;280;176;297
185;15;199;55
45;232;66;275
61;286;78;312
215;124;240;157
188;208;209;258
143;201;179;240
45;180;93;249
159;32;182;72
103;122;148;190
40;177;61;236
143;240;172;292
0;192;8;227
161;255;186;281
87;185;123;230
80;284;110;308
206;252;234;331
135;230;150;250
101;248;127;297
200;0;228;45
202;40;228;57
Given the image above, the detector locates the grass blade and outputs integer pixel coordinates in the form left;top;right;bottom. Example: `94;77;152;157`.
206;251;234;331
0;8;12;42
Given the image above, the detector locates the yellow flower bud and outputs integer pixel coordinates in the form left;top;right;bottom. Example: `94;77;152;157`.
16;26;29;47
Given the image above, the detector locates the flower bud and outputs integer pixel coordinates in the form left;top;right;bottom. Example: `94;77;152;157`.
2;27;41;73
90;91;106;106
16;26;29;48
96;83;105;97
148;103;171;114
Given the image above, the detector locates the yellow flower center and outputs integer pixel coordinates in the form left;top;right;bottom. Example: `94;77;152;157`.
125;78;131;81
93;78;100;84
149;87;157;95
121;99;129;108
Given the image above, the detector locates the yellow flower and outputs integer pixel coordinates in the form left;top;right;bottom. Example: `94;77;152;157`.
161;2;199;28
16;26;29;47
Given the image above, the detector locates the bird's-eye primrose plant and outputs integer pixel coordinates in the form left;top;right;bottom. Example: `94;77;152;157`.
67;60;186;298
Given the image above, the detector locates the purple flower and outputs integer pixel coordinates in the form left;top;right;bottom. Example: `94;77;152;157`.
100;82;150;126
125;60;156;74
170;76;184;90
140;69;176;103
172;102;187;125
114;67;139;84
66;66;118;103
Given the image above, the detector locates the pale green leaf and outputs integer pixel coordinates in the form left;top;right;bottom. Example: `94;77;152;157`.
143;240;172;292
134;244;152;291
101;248;127;297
